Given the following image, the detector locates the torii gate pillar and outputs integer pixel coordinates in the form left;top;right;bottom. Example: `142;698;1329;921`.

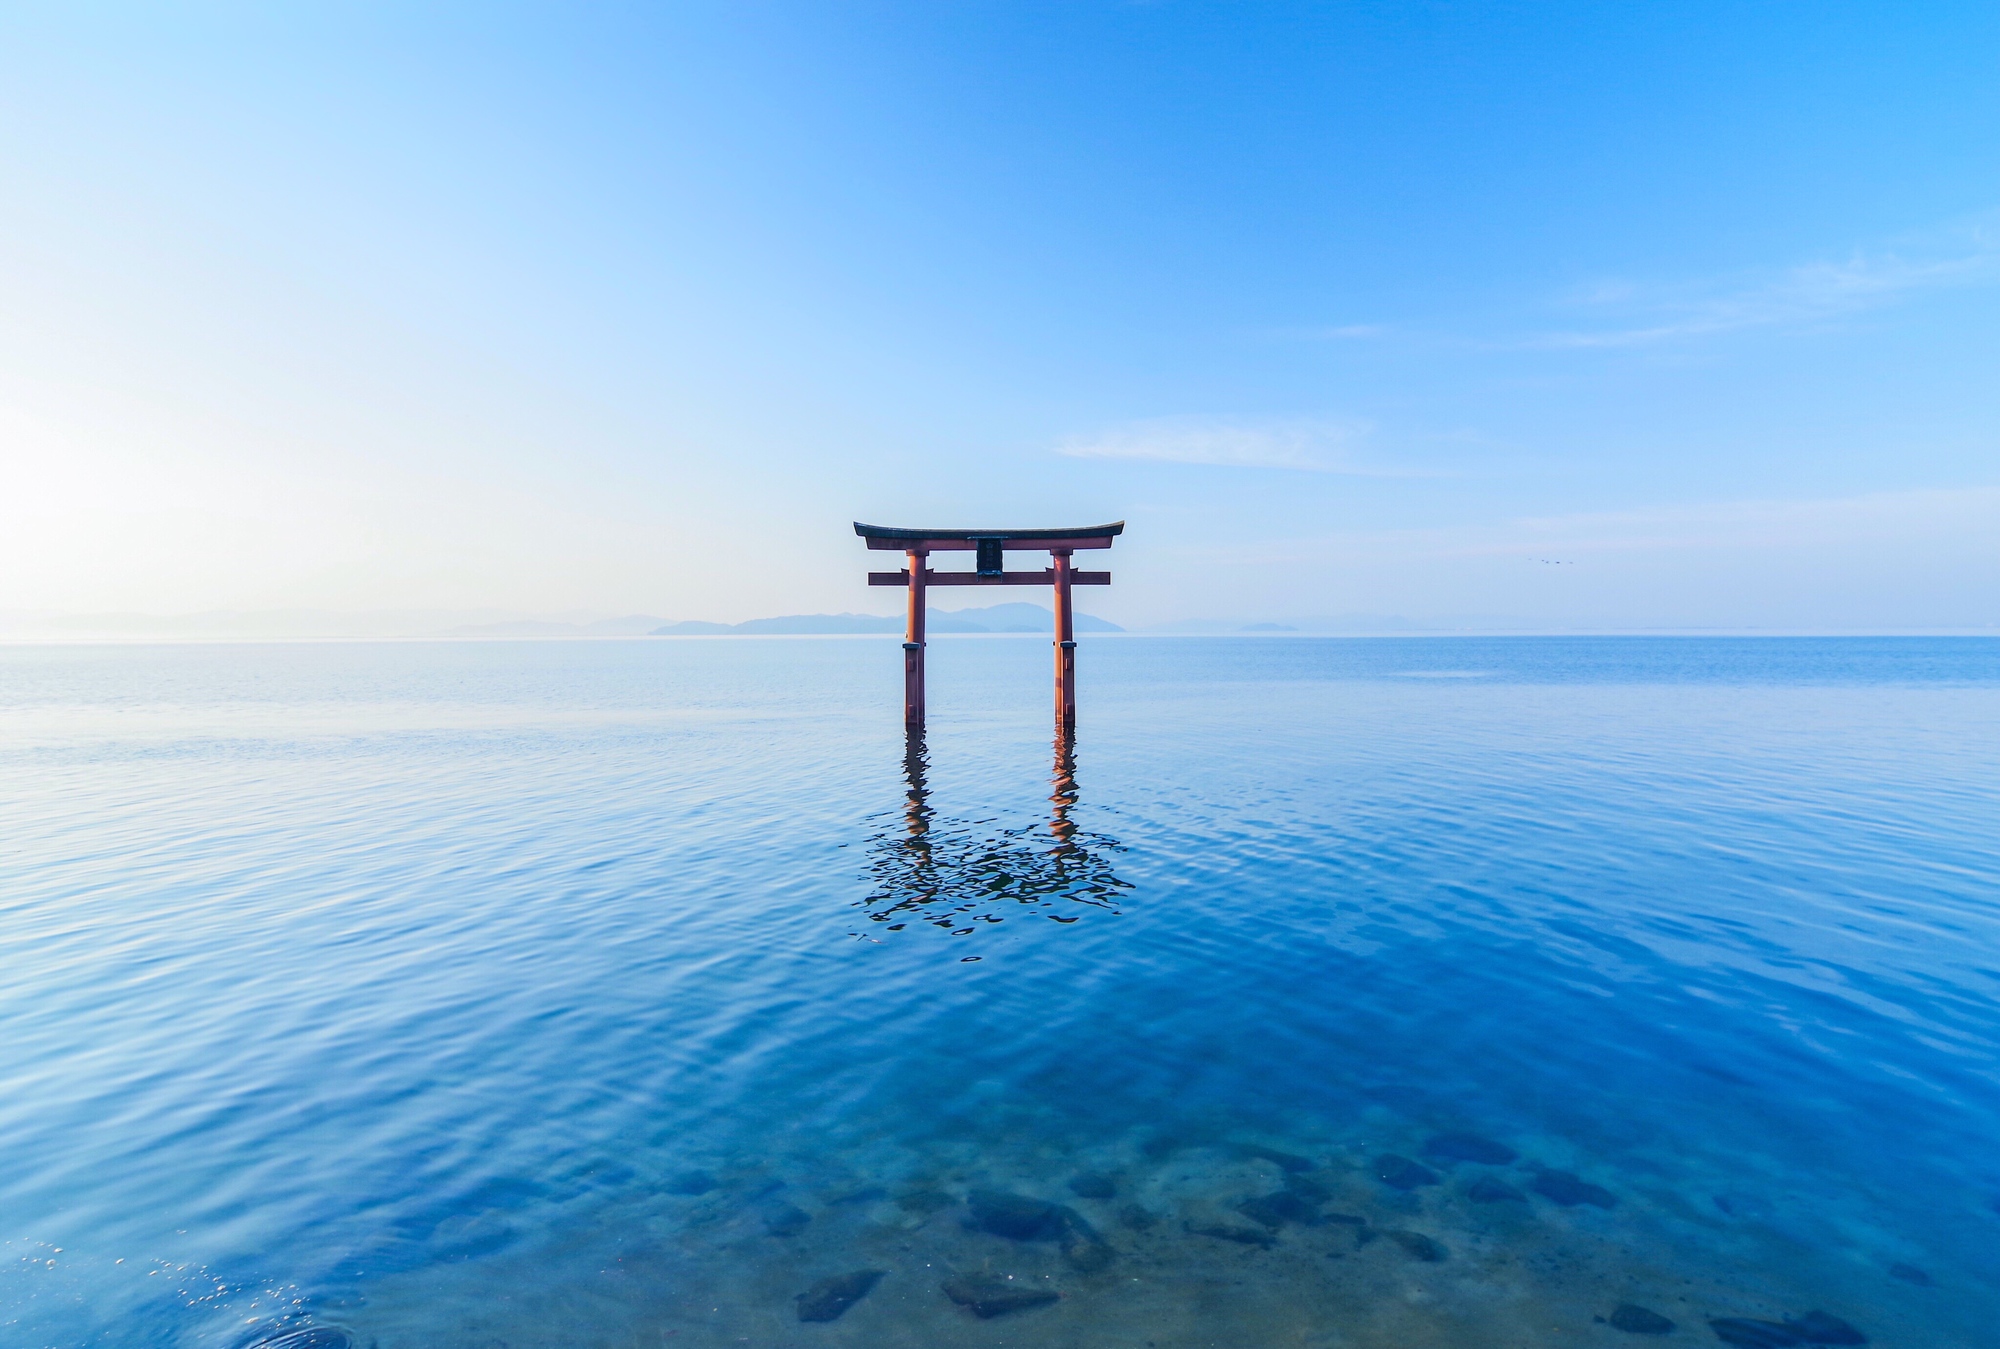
1052;549;1076;727
857;522;1123;731
903;546;927;726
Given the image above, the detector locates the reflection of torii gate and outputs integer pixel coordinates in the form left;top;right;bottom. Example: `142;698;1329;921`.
856;521;1124;729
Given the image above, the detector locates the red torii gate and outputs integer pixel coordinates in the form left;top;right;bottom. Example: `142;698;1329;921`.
856;521;1123;729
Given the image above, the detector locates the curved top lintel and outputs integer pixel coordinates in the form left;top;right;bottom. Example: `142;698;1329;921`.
854;521;1124;543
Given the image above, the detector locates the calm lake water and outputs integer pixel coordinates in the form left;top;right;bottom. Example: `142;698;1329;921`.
4;636;1998;1349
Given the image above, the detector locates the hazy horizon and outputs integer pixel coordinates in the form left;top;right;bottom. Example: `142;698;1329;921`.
4;5;1996;630
3;601;1994;642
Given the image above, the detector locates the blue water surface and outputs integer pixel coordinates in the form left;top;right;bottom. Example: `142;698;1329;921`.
3;637;1997;1349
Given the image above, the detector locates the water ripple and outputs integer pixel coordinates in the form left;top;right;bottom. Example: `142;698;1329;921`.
2;637;1997;1348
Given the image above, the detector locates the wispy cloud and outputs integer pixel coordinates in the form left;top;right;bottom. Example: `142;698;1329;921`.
1124;484;2000;631
1055;416;1393;472
1530;215;2000;348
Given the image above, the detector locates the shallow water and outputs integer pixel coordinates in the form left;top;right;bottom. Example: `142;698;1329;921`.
3;636;1998;1349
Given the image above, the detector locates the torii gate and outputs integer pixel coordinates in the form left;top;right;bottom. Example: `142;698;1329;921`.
856;521;1123;729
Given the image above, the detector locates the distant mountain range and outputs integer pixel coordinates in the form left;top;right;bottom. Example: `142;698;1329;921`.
650;602;1122;636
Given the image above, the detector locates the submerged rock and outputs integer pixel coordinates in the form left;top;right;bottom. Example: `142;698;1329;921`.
1422;1133;1518;1166
1069;1172;1116;1199
1235;1143;1316;1172
968;1190;1069;1241
1054;1206;1113;1270
1713;1192;1773;1219
1374;1154;1440;1190
1117;1203;1158;1230
1185;1218;1275;1248
1468;1175;1527;1203
1887;1262;1931;1286
1383;1229;1447;1262
760;1200;812;1237
1710;1319;1804;1347
827;1185;888;1206
1609;1304;1676;1335
246;1331;352;1349
967;1188;1105;1270
1784;1311;1866;1345
942;1272;1059;1319
795;1270;883;1322
1238;1190;1324;1229
664;1170;717;1196
1063;1204;1104;1237
1062;1234;1115;1272
895;1188;955;1214
1531;1169;1616;1208
1283;1171;1334;1202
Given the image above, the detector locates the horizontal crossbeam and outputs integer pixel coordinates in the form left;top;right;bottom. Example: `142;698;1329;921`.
868;569;1111;586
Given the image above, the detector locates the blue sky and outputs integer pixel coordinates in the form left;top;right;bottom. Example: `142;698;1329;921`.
3;2;1995;629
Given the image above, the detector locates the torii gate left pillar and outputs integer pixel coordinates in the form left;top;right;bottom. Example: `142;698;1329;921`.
856;522;1124;730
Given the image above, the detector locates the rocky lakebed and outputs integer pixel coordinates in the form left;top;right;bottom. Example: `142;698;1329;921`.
284;1111;1984;1349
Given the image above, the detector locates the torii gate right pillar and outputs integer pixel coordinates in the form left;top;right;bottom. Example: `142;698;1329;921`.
904;547;927;728
1052;549;1077;729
